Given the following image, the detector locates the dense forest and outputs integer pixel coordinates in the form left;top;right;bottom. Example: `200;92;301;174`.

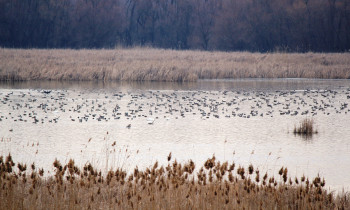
0;0;349;52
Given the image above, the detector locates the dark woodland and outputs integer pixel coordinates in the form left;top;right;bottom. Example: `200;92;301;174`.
0;0;349;52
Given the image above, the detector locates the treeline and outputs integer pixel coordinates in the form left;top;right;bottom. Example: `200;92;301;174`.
0;0;349;52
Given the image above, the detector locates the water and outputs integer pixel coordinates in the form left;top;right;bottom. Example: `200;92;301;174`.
1;79;350;192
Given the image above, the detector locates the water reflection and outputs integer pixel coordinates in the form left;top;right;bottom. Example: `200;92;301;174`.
1;78;350;91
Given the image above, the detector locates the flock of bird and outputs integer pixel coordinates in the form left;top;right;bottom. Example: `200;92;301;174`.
0;88;349;128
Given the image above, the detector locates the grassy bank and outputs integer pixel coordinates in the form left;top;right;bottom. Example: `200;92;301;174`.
1;48;349;82
0;154;349;209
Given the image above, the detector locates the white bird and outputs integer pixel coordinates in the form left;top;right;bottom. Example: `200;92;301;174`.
147;118;155;124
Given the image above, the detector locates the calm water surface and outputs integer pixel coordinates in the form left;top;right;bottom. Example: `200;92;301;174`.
1;79;349;192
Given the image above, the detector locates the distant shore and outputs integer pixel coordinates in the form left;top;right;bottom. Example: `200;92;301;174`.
1;48;349;82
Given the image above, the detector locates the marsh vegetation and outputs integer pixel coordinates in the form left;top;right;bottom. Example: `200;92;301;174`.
1;154;349;210
293;118;318;137
1;48;350;82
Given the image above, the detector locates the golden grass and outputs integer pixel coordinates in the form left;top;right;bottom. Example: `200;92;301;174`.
1;154;349;209
1;48;349;82
294;118;317;136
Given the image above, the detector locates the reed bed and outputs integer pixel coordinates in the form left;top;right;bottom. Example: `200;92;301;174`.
294;118;318;136
0;154;349;210
1;48;349;82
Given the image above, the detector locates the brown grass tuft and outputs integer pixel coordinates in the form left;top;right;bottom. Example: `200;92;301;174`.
293;118;318;136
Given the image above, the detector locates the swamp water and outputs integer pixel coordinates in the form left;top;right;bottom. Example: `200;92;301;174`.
0;79;349;192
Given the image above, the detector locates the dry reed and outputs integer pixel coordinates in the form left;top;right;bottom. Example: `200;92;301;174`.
294;118;317;136
0;153;349;209
1;48;350;82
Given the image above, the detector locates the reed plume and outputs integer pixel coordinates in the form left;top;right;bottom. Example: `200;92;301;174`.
0;154;348;209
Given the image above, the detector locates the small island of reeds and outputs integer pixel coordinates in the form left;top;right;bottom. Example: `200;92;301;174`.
294;118;318;137
0;154;349;209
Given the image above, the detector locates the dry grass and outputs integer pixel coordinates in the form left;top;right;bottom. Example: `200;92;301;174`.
294;118;317;136
0;154;349;210
0;48;349;82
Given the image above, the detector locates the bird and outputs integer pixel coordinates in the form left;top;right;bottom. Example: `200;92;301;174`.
126;124;131;129
147;118;155;124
